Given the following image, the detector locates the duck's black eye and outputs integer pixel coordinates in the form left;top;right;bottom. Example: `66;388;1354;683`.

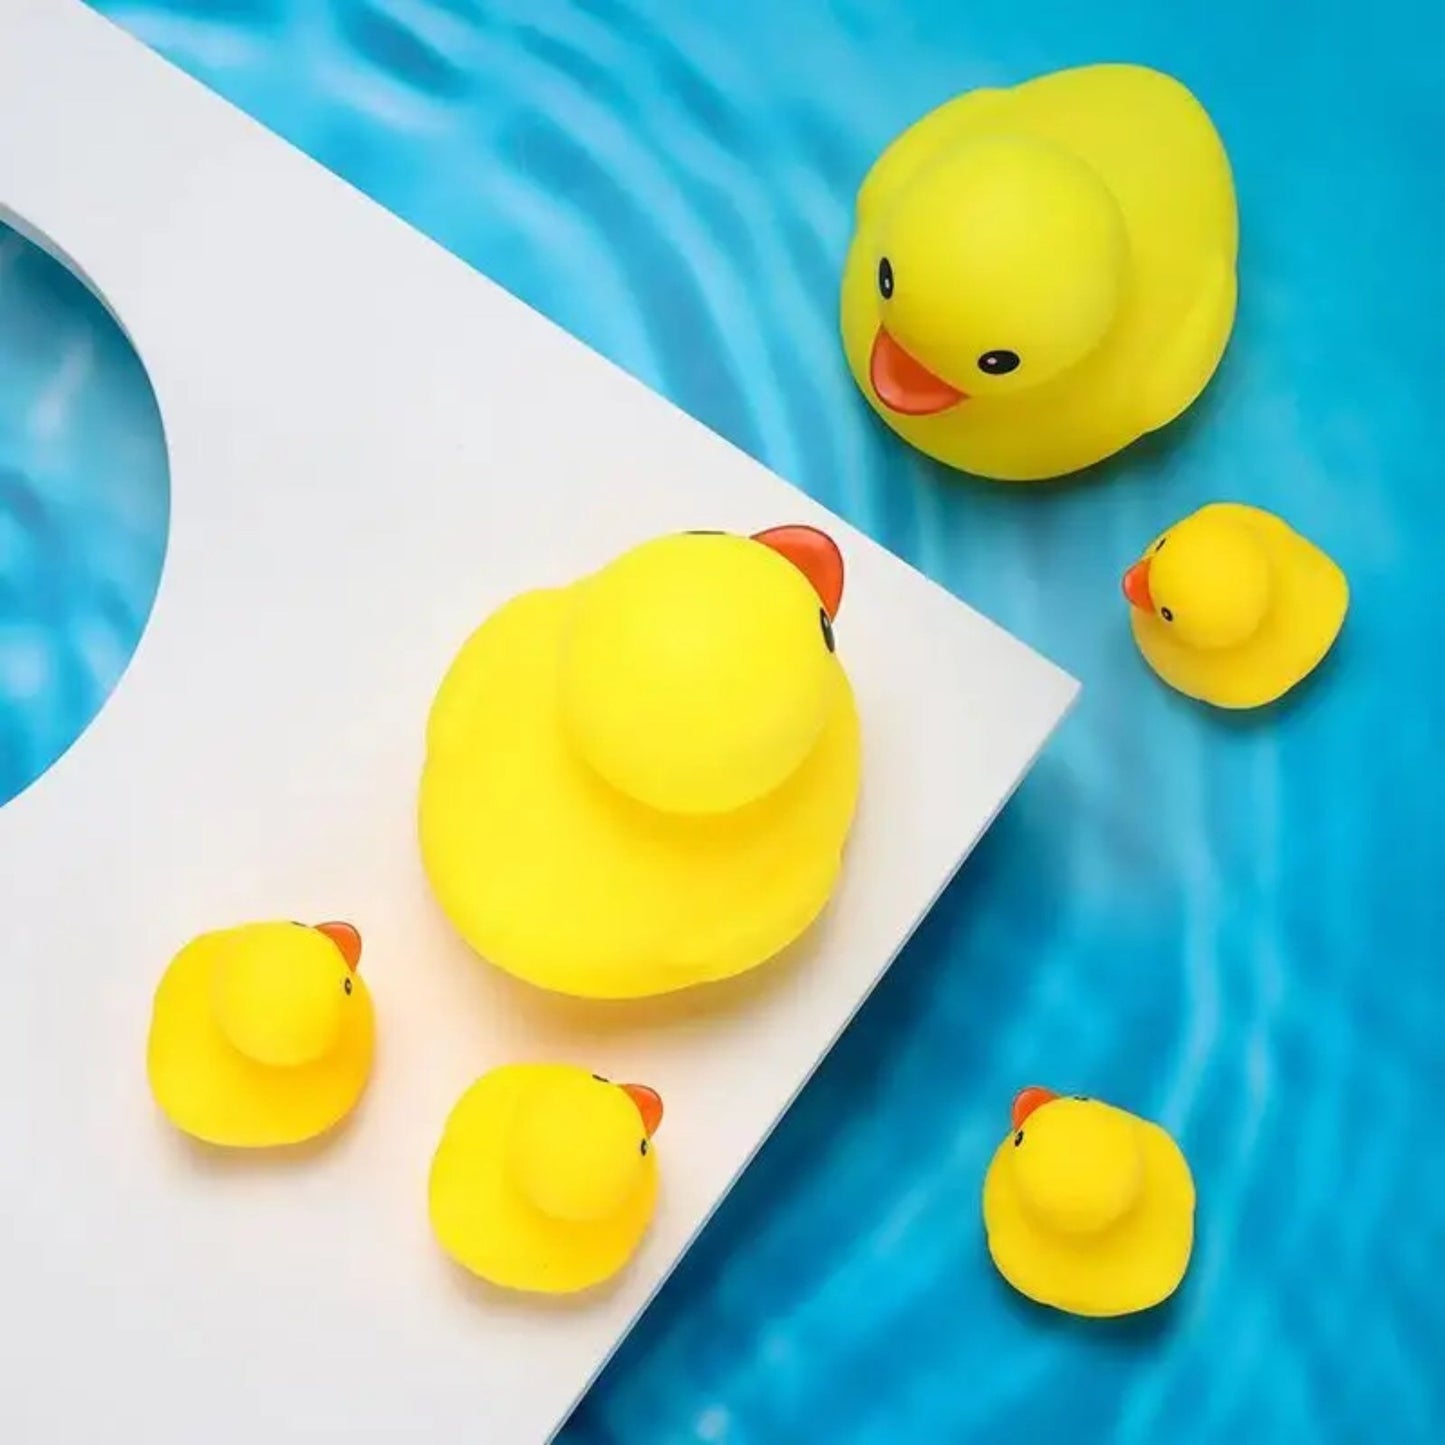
819;608;835;653
877;256;894;300
640;1138;649;1156
591;1073;609;1083
343;976;353;996
978;350;1020;376
1154;536;1168;553
1161;607;1175;623
1013;1130;1024;1147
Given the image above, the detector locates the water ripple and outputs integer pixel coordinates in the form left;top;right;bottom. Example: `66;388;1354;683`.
0;224;168;805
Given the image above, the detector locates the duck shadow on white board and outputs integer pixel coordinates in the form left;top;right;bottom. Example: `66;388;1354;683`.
151;1084;375;1178
430;894;844;1046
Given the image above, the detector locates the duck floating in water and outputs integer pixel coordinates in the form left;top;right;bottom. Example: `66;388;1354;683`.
983;1087;1195;1317
1123;503;1349;708
841;63;1239;480
418;525;861;999
146;920;374;1147
429;1064;664;1294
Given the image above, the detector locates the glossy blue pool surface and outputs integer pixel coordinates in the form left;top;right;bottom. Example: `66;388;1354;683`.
0;224;168;803
5;0;1442;1438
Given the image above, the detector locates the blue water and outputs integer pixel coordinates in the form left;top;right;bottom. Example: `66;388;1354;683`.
4;0;1440;1438
0;225;168;802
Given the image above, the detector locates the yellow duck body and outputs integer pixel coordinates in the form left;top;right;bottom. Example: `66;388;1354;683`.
429;1064;663;1295
1123;503;1349;708
983;1089;1195;1317
418;527;861;1000
841;64;1239;481
146;920;374;1148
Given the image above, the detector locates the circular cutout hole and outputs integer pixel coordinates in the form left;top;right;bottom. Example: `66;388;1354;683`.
0;222;170;807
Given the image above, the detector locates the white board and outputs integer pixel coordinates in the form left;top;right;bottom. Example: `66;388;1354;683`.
0;2;1077;1439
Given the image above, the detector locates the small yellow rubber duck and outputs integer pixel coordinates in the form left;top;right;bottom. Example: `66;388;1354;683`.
983;1088;1195;1317
418;526;861;999
1123;503;1349;708
146;920;374;1147
429;1064;664;1294
840;64;1238;480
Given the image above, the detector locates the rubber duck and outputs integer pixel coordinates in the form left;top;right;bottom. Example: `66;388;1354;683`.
1122;502;1349;708
146;920;374;1148
418;525;861;999
840;64;1239;480
983;1087;1195;1317
429;1064;664;1294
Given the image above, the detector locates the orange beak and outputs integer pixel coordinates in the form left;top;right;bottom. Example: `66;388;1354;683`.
1011;1086;1058;1131
752;524;845;618
314;920;362;970
1122;559;1154;612
869;328;967;416
621;1083;664;1137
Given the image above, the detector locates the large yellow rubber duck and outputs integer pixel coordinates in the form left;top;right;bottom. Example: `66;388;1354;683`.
983;1087;1195;1317
429;1064;664;1294
1123;503;1349;708
146;920;374;1147
418;526;861;999
841;64;1239;480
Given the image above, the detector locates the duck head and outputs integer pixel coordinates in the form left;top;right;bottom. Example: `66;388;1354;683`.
1008;1087;1144;1235
510;1071;663;1223
1123;512;1272;649
210;920;362;1068
560;526;846;814
869;135;1128;415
